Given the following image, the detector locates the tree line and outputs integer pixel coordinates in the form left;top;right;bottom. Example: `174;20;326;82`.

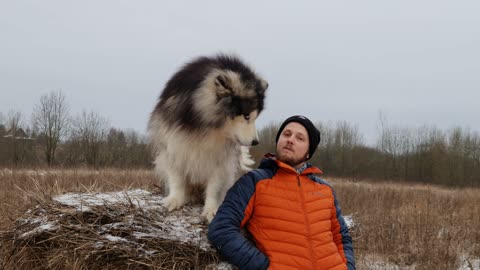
1;90;480;187
0;91;149;168
318;121;479;187
252;120;480;187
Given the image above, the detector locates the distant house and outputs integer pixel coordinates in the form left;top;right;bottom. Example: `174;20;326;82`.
4;127;29;139
0;127;35;166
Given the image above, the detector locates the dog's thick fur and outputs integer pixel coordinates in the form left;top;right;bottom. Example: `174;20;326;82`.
148;55;268;222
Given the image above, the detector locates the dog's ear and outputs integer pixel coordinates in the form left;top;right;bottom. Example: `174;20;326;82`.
215;73;233;98
258;79;269;94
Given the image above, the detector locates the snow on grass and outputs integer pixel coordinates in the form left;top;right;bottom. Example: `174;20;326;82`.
343;215;354;228
53;189;157;212
104;234;129;243
458;254;480;270
52;189;211;251
20;221;57;238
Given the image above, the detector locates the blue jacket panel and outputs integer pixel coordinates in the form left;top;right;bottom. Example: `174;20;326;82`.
208;167;273;270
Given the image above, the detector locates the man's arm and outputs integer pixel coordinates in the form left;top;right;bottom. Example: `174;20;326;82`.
331;190;356;270
208;170;270;270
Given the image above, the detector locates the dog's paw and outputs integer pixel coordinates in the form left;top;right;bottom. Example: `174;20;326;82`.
162;196;185;211
201;207;217;223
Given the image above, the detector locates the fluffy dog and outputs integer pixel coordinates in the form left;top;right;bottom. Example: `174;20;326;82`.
148;54;268;222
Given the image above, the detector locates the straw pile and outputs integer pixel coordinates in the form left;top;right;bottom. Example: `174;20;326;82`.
0;189;234;270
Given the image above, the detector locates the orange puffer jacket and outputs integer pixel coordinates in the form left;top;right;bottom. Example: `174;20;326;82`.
208;156;355;270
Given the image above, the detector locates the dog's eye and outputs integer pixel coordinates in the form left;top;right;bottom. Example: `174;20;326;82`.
243;114;250;120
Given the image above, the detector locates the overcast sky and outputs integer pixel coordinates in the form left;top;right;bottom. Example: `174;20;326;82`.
1;0;479;145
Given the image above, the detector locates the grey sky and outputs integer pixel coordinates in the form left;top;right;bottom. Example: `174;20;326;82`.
1;0;479;145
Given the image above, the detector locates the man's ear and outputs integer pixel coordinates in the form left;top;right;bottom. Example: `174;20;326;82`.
215;73;232;98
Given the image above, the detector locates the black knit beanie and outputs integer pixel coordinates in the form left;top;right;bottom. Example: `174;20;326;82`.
275;115;321;160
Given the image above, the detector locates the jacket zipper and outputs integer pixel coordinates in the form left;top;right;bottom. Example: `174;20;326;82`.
297;174;316;269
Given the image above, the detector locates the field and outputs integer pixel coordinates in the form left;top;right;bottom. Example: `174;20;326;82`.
0;168;479;269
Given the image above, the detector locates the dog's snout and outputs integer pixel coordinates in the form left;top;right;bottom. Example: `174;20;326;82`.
252;139;259;146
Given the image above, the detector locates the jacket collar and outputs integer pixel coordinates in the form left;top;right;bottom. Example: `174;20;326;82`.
260;153;323;175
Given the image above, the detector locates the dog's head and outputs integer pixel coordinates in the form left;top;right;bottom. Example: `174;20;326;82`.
214;55;268;146
213;69;267;146
192;55;268;145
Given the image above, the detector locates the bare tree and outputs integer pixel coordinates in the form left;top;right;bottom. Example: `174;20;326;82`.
32;90;70;166
104;128;127;166
6;110;25;136
376;110;390;154
70;110;110;167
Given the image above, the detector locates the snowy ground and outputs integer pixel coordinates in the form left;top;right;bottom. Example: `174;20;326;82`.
458;254;480;270
15;189;480;270
53;189;212;251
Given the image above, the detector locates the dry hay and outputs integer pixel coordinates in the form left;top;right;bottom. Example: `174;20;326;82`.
0;189;234;270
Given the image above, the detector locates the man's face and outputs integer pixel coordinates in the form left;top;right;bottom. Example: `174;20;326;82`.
275;122;310;169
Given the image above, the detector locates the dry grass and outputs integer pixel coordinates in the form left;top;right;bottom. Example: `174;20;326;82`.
1;168;479;269
0;169;221;270
0;168;157;227
330;178;480;269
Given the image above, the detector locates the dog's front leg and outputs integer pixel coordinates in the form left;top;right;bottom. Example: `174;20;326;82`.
202;171;234;223
162;169;190;211
202;178;222;223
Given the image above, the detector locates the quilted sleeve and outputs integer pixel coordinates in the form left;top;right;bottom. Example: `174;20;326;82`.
331;189;356;270
208;170;270;270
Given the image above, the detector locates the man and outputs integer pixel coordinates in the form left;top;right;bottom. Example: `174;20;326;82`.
208;115;356;270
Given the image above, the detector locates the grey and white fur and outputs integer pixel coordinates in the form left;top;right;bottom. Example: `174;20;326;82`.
148;54;268;222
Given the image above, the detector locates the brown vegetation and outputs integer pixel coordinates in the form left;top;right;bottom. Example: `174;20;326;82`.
332;178;480;269
253;121;480;187
2;92;480;187
1;169;479;269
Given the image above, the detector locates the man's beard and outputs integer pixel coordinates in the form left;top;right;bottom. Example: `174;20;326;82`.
276;151;307;169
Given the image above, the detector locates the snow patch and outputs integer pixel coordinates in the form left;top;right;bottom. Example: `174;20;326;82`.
458;254;480;270
52;190;211;251
104;234;128;243
53;189;157;212
20;221;58;238
344;215;354;228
